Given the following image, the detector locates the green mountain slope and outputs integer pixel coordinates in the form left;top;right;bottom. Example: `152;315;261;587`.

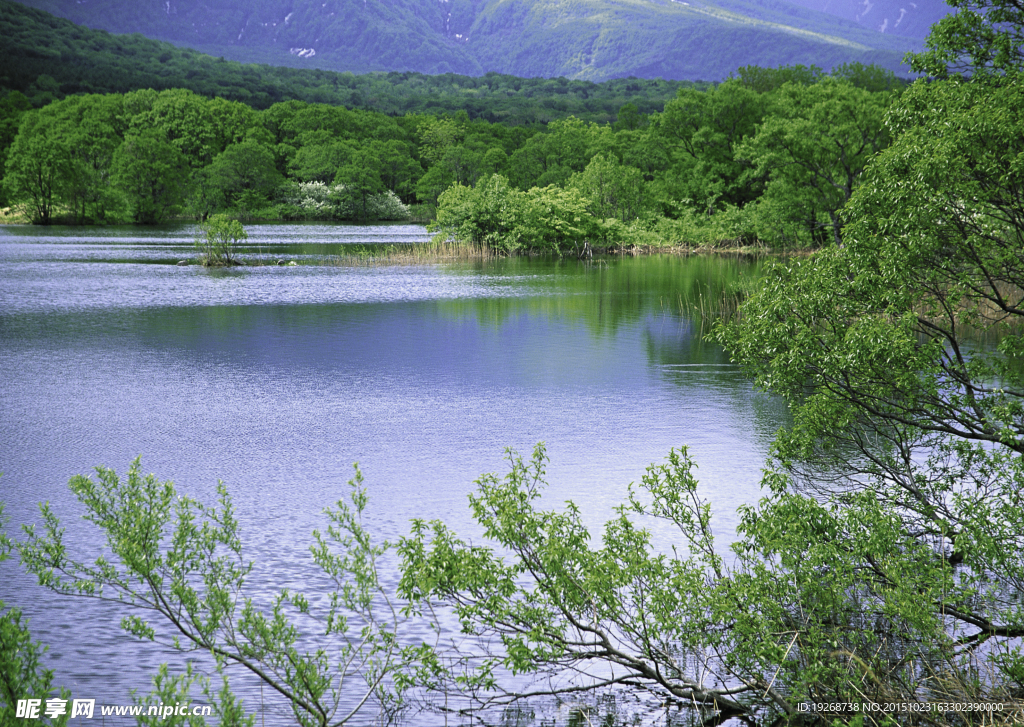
781;0;951;39
465;0;912;79
0;1;692;122
14;0;918;79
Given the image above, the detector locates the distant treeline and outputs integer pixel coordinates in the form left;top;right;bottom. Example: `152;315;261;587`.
0;0;693;124
1;61;902;251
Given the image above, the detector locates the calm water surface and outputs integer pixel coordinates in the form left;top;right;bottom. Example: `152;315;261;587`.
0;223;787;723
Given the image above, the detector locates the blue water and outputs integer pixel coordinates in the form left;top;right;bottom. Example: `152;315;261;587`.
0;223;786;724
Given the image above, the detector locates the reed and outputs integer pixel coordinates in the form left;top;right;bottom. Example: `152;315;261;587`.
317;240;492;266
243;240;493;267
674;280;756;331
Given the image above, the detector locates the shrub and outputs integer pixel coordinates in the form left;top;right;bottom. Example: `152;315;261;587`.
195;214;246;267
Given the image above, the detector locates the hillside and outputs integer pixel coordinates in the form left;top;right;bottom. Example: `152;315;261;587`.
13;0;925;80
782;0;950;39
0;1;692;123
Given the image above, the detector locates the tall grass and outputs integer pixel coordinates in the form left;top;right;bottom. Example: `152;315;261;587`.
242;240;492;267
672;274;760;331
321;240;492;265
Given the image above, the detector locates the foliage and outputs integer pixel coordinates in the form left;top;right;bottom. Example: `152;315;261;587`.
281;181;345;220
1;107;67;224
735;62;825;92
907;0;1024;76
568;154;649;227
131;664;252;727
736;78;892;246
334;150;387;221
714;68;1024;720
428;65;903;254
0;8;904;249
0;4;907;242
0;90;32;206
280;181;410;222
111;131;189;224
1;94;130;223
206;141;283;211
16;458;432;727
652;79;768;213
398;440;1024;723
398;445;759;718
429;175;525;253
430;174;598;254
0;505;71;727
195;214;247;267
651;204;760;248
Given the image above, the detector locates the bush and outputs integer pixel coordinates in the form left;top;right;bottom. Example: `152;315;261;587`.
195;214;246;266
280;181;410;222
653;204;761;248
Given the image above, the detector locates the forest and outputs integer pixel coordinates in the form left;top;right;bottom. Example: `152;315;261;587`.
1;21;903;251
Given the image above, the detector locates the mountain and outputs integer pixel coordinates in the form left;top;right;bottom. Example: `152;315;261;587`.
0;1;695;122
14;0;934;80
781;0;950;39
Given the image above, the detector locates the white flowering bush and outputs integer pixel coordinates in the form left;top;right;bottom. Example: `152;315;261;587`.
281;182;409;221
363;190;411;221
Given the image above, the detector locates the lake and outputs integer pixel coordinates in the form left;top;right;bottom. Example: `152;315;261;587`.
0;222;787;724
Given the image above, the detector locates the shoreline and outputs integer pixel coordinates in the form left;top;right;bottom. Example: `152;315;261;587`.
0;212;799;258
180;242;777;268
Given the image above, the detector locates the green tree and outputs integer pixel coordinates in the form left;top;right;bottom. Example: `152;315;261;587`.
334;149;385;221
111;131;189;224
568;154;648;227
403;16;1024;726
735;63;823;93
830;61;904;93
612;102;645;132
429;174;524;253
417;116;465;168
715;70;1024;715
736;78;891;246
430;175;596;254
414;122;485;207
288;141;355;184
373;140;422;201
17;459;431;727
907;0;1024;76
127;89;225;169
2;109;70;224
414;144;483;208
54;95;123;224
194;214;246;266
207;140;282;210
399;439;1017;723
131;664;251;727
0;91;33;208
183;167;226;222
514;185;596;253
1;506;71;727
505;117;598;190
653;80;766;214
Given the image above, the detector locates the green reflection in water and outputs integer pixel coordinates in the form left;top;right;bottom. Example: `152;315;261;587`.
433;254;765;335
